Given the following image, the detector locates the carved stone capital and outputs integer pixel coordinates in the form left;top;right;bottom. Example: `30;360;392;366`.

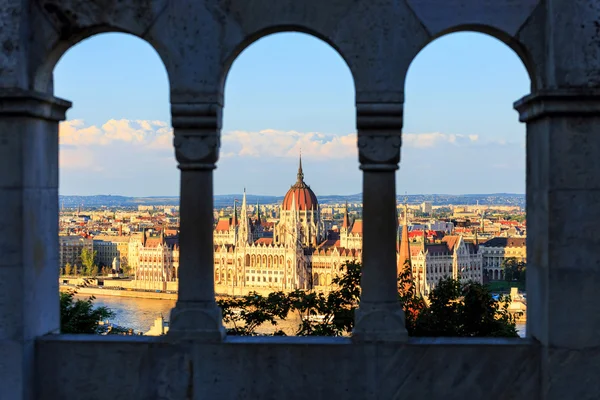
172;102;222;169
173;133;220;169
168;301;226;342
352;302;408;342
356;102;403;170
514;89;600;123
0;88;71;121
357;134;402;170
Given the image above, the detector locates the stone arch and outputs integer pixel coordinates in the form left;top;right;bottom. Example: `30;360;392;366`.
34;30;172;94
405;29;537;93
221;30;356;95
245;254;251;267
313;273;319;286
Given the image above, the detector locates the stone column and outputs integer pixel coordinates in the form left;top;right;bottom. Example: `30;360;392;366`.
168;103;225;341
0;89;70;399
514;89;600;398
353;102;408;342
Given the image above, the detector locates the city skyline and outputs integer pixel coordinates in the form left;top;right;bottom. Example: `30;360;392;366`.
55;32;529;196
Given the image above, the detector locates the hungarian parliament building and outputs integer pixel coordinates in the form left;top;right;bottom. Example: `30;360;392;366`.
123;157;524;297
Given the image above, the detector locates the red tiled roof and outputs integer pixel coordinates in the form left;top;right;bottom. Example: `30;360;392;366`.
215;218;231;232
255;238;273;245
441;235;460;252
351;220;363;234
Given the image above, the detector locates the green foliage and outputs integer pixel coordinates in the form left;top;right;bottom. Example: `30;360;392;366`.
80;248;97;276
218;291;290;335
502;258;526;284
60;290;136;334
414;278;519;337
218;261;520;338
60;291;115;334
397;262;427;334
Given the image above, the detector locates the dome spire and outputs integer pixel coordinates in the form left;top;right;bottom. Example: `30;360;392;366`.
297;149;304;182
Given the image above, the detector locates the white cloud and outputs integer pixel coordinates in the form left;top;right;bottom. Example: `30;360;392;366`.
402;132;480;148
221;129;357;159
59;119;173;149
58;120;515;172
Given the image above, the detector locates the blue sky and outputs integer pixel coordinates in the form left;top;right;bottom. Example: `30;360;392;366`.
55;32;529;197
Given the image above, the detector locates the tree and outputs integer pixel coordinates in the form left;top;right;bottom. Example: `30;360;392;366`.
218;261;520;338
397;262;427;335
80;248;97;276
60;291;115;334
218;291;290;336
502;258;526;284
60;290;135;334
64;263;72;276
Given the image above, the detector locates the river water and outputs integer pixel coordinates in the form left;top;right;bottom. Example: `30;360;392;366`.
83;294;526;337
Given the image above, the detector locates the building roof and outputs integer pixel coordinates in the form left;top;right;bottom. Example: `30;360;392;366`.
441;235;460;252
479;237;526;248
255;238;274;246
215;218;232;232
350;220;363;234
282;155;318;211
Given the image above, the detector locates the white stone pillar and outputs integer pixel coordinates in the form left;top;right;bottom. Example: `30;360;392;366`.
515;89;600;399
168;103;225;341
353;102;408;342
0;89;70;399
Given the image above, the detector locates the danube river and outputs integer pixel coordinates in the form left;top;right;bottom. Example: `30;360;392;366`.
84;294;526;337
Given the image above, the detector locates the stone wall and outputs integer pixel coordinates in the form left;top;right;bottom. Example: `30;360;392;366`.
1;0;600;399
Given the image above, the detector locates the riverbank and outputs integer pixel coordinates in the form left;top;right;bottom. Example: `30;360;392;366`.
60;285;178;300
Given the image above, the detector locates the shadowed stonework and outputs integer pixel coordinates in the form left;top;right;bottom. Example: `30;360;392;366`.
2;0;600;399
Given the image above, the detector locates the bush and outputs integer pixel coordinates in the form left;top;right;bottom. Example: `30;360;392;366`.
218;261;520;338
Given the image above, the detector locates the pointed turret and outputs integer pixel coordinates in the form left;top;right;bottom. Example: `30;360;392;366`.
232;199;238;227
398;202;411;276
297;151;304;183
256;201;262;226
238;188;251;246
240;188;247;217
342;201;350;229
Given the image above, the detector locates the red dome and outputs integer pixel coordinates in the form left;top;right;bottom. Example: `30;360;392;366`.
282;156;318;211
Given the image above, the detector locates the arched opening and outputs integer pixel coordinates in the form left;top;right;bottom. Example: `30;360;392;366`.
217;32;357;335
401;31;529;338
54;33;176;335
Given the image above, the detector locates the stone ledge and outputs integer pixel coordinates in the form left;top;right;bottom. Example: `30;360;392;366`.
0;89;71;121
514;89;600;123
36;334;533;347
36;334;540;400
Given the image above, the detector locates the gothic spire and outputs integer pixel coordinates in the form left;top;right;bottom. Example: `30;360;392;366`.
256;201;262;225
297;150;304;183
398;200;411;276
342;201;350;229
232;199;238;227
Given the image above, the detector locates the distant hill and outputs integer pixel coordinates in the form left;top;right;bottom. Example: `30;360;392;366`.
59;193;525;209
